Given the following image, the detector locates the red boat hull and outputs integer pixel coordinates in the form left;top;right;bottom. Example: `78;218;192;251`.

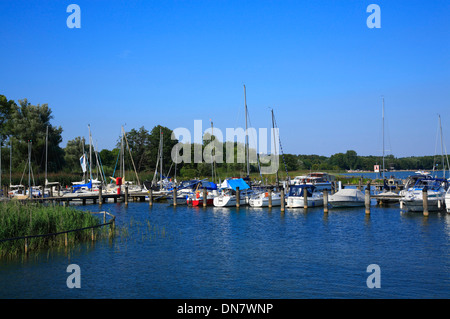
188;198;214;206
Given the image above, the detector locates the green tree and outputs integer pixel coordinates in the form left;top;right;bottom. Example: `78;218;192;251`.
0;94;16;141
10;99;64;173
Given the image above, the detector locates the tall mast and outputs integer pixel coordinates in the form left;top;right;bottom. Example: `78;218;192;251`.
88;124;93;189
439;115;445;178
211;119;216;183
121;126;125;180
45;125;48;184
9;138;12;187
28;140;32;199
272;109;279;188
244;84;250;177
160;127;163;183
382;97;385;180
81;137;85;182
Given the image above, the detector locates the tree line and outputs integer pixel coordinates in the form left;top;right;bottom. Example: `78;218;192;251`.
0;94;445;185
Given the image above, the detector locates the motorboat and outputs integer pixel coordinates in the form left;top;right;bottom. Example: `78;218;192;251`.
290;172;335;192
400;177;448;212
329;188;365;208
286;184;323;208
249;189;281;207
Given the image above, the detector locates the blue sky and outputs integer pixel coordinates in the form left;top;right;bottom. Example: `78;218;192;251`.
1;0;449;157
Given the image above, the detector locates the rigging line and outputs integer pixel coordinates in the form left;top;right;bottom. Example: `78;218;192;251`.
122;127;140;185
432;116;440;174
245;108;263;181
272;111;289;180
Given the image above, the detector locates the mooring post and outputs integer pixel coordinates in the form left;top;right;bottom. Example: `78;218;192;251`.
423;187;429;216
173;187;177;206
125;186;129;205
268;188;272;208
203;187;207;207
236;187;240;208
98;185;103;205
148;188;153;206
65;232;68;247
365;187;371;215
303;187;308;210
280;188;285;212
24;238;28;254
323;189;328;213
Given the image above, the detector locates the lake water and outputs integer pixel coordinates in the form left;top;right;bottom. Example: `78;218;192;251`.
0;201;449;299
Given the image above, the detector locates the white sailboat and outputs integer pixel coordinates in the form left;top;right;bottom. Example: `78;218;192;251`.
213;178;251;207
402;115;449;212
376;98;399;205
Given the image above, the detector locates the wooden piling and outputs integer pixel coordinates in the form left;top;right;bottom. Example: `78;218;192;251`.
365;188;371;215
323;189;328;213
148;188;153;206
125;186;129;205
423;188;429;216
303;187;308;209
173;187;177;206
203;187;207;207
280;188;285;212
268;188;272;208
98;186;103;205
236;187;240;208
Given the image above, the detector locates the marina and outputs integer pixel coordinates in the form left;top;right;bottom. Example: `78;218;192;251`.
1;1;449;302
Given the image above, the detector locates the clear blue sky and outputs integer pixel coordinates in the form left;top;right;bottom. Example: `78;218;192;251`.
1;0;449;157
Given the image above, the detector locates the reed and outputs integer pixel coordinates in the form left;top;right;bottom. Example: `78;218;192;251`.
0;201;103;258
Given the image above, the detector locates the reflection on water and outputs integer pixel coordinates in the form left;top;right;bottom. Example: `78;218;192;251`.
0;202;448;299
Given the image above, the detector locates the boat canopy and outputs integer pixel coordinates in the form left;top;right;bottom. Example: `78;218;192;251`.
72;180;92;192
226;178;250;191
201;181;217;190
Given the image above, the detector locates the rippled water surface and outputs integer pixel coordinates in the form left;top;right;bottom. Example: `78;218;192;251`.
1;201;449;298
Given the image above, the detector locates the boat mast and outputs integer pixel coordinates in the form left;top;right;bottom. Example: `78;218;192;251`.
211;119;216;183
121;126;125;180
272;109;279;188
10;138;12;187
160;127;163;184
28;140;32;199
88;124;93;189
439;115;445;179
244;84;250;177
45;125;48;185
382;97;385;180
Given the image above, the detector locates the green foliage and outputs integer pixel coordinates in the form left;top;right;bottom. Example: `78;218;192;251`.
0;201;102;258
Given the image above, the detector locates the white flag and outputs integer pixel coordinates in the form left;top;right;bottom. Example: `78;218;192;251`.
80;154;87;173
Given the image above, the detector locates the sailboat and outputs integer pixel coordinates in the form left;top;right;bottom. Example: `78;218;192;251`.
249;109;282;207
376;98;399;205
402;115;449;212
214;85;254;207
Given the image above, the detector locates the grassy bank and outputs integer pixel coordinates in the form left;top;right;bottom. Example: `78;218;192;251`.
0;201;105;258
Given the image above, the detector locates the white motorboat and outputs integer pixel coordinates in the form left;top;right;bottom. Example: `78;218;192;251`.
400;177;448;212
329;188;365;208
286;185;323;208
249;190;281;207
290;172;335;192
